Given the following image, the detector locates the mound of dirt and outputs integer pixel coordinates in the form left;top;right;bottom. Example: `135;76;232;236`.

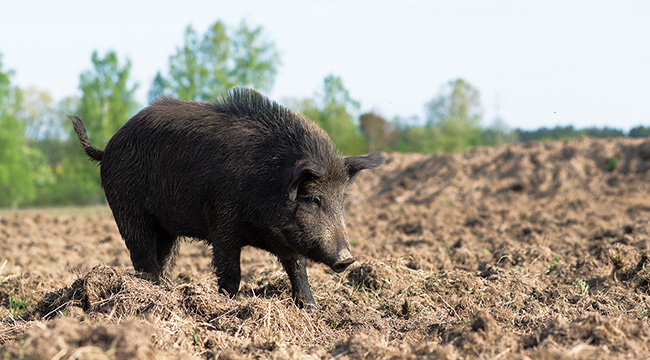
35;264;124;317
524;314;650;359
1;318;162;360
356;137;650;206
3;137;650;359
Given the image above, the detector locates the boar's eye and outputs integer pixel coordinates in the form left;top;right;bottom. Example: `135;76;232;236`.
310;196;322;207
301;195;322;210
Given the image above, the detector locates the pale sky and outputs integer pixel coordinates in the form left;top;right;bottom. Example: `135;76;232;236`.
1;0;648;131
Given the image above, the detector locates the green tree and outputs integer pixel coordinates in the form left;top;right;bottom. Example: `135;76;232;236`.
581;127;624;138
0;54;37;207
60;50;139;204
28;95;80;167
17;87;61;203
481;116;517;146
425;78;483;153
149;20;280;102
398;126;437;154
19;87;57;140
230;21;280;91
291;75;366;155
629;126;650;138
78;50;139;147
16;91;83;206
515;126;578;142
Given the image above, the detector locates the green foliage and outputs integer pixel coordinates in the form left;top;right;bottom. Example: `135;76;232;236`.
230;22;280;92
60;50;140;204
582;127;624;138
515;126;578;142
291;75;366;155
423;78;483;154
0;54;40;207
607;157;619;172
8;292;29;318
387;79;486;155
575;279;589;296
395;126;438;154
0;116;35;207
481;117;518;146
78;50;139;147
426;79;481;127
629;126;650;138
19;87;58;140
23;95;81;206
193;328;201;345
544;254;560;273
149;20;280;102
515;126;625;143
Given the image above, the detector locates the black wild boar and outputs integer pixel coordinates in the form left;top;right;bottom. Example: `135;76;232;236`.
69;87;384;309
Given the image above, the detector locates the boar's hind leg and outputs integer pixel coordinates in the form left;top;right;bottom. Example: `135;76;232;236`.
154;222;180;282
281;257;317;309
212;244;242;298
114;213;165;282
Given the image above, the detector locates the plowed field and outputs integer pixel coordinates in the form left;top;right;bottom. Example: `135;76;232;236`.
3;137;650;359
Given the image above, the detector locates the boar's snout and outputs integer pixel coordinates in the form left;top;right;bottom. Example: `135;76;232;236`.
329;235;355;273
332;257;356;273
327;229;355;273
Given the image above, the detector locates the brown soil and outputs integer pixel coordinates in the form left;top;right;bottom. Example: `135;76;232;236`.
2;137;650;359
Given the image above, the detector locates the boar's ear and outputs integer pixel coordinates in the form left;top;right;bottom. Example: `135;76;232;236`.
344;152;385;183
288;160;326;201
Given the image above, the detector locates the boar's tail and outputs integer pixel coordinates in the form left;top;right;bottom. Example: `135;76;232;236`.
67;115;104;162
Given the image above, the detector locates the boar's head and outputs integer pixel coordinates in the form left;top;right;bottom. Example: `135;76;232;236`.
279;152;385;273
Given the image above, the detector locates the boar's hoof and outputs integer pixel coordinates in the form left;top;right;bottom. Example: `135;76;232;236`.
295;299;318;310
332;257;356;273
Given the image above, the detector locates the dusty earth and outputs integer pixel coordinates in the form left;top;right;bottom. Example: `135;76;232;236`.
2;137;650;359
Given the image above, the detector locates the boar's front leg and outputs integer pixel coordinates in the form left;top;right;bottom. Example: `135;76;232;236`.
281;257;317;309
212;245;242;298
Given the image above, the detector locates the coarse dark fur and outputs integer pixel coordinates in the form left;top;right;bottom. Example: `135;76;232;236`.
69;87;384;309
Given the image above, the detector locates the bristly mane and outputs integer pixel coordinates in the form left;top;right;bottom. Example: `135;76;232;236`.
211;87;338;159
212;87;293;124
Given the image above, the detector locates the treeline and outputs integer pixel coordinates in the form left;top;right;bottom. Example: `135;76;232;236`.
0;20;647;208
514;125;650;142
